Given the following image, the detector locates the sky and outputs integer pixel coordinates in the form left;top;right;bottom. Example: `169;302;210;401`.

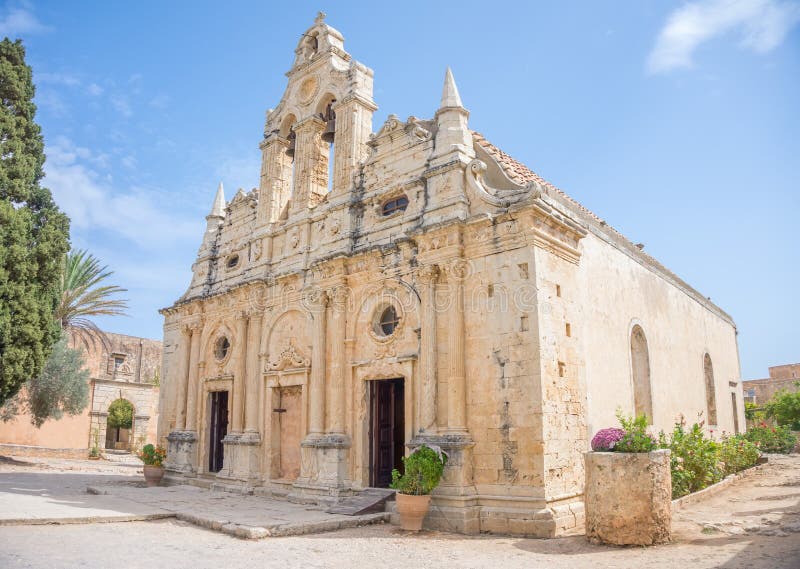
1;0;797;380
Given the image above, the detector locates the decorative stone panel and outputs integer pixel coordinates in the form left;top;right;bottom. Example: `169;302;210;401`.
585;450;672;545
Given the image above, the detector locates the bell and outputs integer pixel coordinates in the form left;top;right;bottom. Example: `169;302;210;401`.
321;116;336;144
285;131;296;158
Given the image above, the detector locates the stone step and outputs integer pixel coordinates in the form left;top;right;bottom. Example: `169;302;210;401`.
326;488;395;516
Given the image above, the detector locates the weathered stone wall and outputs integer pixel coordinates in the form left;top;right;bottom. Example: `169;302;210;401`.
744;363;800;405
585;450;672;545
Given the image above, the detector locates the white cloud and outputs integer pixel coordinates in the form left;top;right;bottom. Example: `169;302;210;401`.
110;95;133;118
87;83;104;96
0;6;49;37
647;0;800;74
121;155;137;169
36;72;80;87
44;136;200;249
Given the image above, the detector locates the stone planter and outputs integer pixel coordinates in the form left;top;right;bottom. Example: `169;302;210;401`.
585;449;671;545
395;493;432;531
143;465;165;487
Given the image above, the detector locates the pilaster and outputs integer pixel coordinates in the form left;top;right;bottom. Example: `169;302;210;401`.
291;116;327;214
257;135;292;224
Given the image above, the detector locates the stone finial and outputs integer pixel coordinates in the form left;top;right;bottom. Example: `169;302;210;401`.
440;67;464;109
209;182;225;219
315;11;326;25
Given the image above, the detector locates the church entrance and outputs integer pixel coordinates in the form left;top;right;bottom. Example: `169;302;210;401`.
369;378;405;488
208;390;228;473
276;385;302;480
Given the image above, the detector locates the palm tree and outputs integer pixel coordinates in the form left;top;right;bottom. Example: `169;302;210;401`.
54;249;129;346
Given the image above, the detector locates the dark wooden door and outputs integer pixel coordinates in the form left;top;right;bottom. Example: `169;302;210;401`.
370;379;404;488
208;390;228;473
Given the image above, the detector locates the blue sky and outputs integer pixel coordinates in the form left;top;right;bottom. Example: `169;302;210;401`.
1;0;797;379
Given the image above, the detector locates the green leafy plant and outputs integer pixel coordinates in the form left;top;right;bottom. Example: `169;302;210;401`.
745;401;765;422
107;398;133;430
89;428;100;458
138;443;166;467
745;423;797;454
662;417;723;498
717;434;760;476
763;384;800;430
390;445;447;495
613;410;658;452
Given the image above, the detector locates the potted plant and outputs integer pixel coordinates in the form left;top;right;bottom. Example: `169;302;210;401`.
138;443;167;487
389;444;447;531
88;429;101;460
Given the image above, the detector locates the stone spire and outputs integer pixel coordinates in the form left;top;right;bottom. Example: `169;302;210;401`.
441;67;463;109
433;67;473;162
208;182;225;219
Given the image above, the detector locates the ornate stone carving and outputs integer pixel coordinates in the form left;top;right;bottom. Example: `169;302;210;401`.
266;339;310;371
466;159;541;207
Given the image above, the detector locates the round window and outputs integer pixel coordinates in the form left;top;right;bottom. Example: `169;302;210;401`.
214;336;230;361
377;306;400;337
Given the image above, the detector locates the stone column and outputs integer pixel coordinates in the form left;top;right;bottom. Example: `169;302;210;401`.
166;320;202;476
307;288;328;436
418;265;439;434
330;95;376;196
446;260;468;433
184;323;202;432
256;135;292;224
231;312;248;433
290;116;326;214
244;311;263;433
328;285;348;435
174;325;192;430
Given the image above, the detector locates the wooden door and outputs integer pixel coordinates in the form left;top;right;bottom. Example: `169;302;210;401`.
278;386;302;480
370;379;405;488
208;391;229;473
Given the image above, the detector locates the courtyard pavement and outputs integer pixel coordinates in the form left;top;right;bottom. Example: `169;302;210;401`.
1;453;799;568
0;455;386;538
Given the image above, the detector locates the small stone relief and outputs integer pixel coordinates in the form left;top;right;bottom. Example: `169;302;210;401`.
298;75;320;105
266;339;310;371
288;227;300;249
250;239;262;261
329;217;341;236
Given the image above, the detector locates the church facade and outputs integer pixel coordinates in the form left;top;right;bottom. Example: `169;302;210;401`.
158;14;743;536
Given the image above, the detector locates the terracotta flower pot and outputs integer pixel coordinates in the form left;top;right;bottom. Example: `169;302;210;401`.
395;493;431;531
143;465;165;487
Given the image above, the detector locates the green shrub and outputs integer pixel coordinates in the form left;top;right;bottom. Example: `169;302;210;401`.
614;410;658;452
744;424;797;454
662;420;722;499
138;443;167;467
390;445;447;495
717;434;760;476
763;384;800;430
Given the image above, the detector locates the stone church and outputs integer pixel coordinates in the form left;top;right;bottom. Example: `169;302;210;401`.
158;14;743;536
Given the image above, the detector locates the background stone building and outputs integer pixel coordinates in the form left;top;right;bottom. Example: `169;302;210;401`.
158;14;743;537
743;363;800;405
0;330;162;457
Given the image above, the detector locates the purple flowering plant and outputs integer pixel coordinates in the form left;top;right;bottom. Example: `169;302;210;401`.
591;427;625;451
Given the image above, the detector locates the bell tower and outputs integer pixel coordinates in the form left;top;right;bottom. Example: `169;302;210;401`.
257;12;377;224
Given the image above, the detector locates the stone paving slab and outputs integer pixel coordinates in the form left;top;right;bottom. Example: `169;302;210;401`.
0;472;173;525
86;482;389;539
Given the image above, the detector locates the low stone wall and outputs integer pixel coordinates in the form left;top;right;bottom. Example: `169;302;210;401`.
0;443;88;460
585;450;672;545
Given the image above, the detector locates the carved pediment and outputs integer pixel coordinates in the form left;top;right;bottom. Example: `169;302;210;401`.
266;339;310;371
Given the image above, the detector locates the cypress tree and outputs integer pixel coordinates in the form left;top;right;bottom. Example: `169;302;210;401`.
0;38;70;405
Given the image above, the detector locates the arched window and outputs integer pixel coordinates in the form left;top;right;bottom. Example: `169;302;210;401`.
382;195;409;216
630;325;653;423
704;353;718;425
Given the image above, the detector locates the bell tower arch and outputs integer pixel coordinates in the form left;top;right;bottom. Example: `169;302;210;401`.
257;12;377;223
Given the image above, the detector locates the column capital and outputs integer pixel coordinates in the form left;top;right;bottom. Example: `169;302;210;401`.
259;134;290;151
327;284;350;309
302;287;329;312
418;264;440;284
442;257;470;281
294;114;326;132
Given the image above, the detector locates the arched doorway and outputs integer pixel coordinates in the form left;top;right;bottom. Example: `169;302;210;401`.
106;398;134;450
630;325;653;423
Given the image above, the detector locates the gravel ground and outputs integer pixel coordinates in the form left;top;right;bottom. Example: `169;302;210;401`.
1;454;799;569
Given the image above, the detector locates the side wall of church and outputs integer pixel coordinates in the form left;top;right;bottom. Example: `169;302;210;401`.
576;231;743;437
